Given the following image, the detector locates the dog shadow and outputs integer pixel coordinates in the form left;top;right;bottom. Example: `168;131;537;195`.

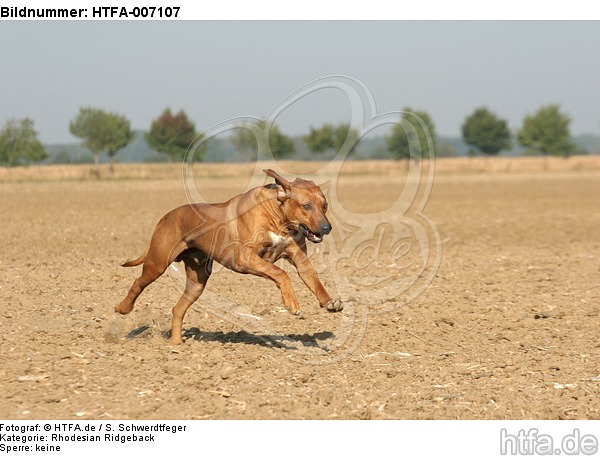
124;325;334;351
182;328;334;351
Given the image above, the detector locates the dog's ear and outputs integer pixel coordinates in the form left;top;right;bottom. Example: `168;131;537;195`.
294;177;315;186
263;169;292;201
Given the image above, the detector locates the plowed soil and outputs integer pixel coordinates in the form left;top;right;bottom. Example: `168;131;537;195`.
1;163;599;419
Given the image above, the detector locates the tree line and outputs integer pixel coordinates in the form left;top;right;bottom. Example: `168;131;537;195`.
0;103;585;167
386;105;581;159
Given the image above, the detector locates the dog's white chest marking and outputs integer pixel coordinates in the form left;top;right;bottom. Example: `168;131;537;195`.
265;231;291;262
269;231;289;246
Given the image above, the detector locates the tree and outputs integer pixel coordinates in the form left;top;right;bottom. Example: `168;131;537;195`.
461;107;511;156
145;108;199;163
0;118;47;167
229;126;258;160
385;108;436;160
69;107;134;167
228;120;295;159
304;123;335;153
269;123;296;158
517;104;575;157
303;122;359;155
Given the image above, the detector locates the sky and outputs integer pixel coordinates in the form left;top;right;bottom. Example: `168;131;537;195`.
1;20;599;143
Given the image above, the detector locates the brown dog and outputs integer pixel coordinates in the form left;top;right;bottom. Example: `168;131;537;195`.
115;169;343;344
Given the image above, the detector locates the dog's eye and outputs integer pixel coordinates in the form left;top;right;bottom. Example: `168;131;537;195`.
303;202;313;211
323;202;328;211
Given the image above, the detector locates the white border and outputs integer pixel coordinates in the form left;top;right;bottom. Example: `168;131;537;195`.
2;420;599;456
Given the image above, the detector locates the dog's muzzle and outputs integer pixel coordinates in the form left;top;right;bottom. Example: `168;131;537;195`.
299;221;331;243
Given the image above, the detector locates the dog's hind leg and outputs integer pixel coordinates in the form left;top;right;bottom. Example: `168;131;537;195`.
114;258;169;315
115;237;188;315
170;250;212;345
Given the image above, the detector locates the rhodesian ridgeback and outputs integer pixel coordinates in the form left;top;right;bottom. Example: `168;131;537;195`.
115;169;343;344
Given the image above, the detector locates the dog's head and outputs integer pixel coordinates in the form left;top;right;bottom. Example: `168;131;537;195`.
264;169;331;243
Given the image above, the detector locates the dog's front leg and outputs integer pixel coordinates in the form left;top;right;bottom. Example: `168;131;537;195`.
232;247;301;315
285;243;343;312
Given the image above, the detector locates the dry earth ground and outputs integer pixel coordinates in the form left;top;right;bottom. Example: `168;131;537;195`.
1;160;599;419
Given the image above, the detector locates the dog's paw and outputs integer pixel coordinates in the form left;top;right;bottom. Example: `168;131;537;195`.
114;302;133;315
326;298;344;312
284;303;301;316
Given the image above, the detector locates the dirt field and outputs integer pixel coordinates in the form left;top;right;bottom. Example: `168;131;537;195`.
1;160;599;419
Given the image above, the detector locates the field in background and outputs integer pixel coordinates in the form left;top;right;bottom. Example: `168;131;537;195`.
1;160;599;419
2;155;600;182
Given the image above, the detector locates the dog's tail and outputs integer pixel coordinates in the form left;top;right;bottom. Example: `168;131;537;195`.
121;246;148;267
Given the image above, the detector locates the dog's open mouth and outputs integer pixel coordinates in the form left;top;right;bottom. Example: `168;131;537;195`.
299;223;323;243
